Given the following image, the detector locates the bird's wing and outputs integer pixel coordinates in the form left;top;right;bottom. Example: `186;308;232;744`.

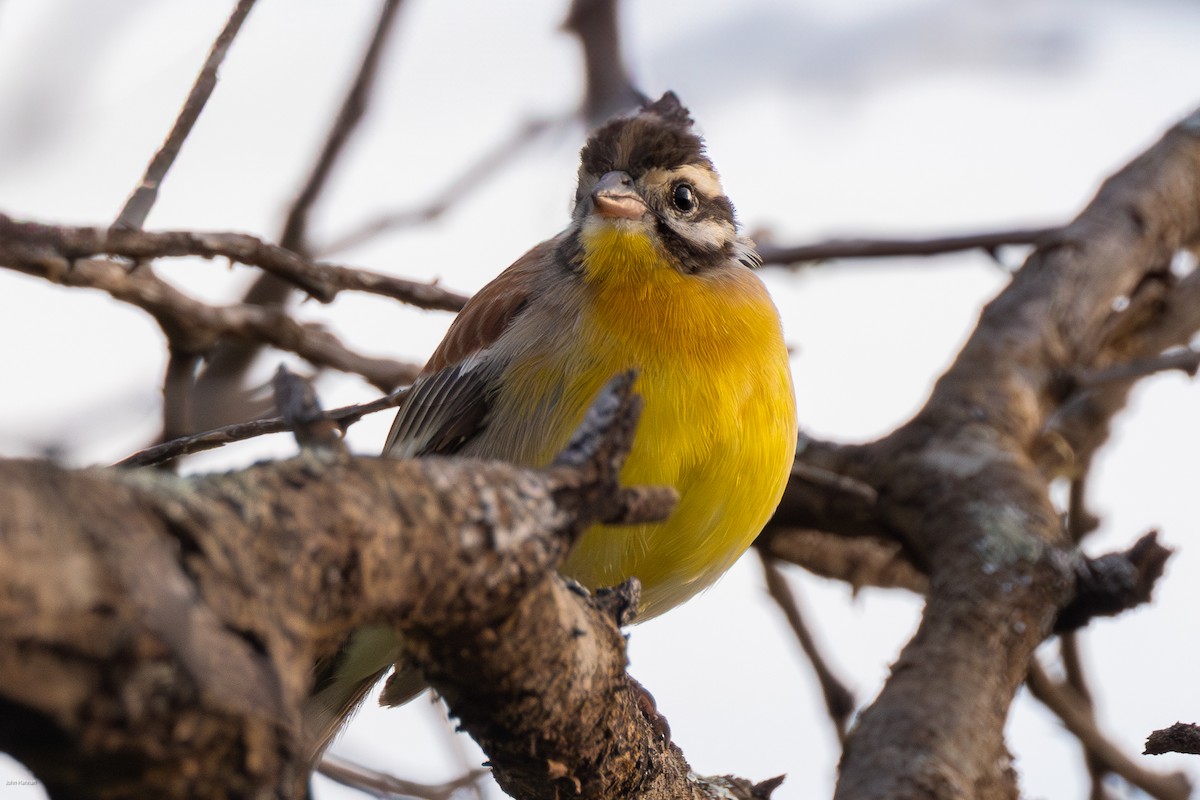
382;239;554;458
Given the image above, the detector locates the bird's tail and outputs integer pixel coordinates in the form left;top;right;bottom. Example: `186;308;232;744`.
302;625;406;761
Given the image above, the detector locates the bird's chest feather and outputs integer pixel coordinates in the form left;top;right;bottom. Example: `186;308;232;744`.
495;228;797;616
574;230;787;480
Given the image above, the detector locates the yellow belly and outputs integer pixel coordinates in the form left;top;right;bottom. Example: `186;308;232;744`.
495;229;797;619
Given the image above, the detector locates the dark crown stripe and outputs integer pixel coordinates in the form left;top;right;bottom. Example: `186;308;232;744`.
580;96;712;178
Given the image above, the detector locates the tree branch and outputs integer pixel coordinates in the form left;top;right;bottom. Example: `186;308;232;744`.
112;0;258;231
563;0;644;124
1026;662;1191;799
280;0;406;255
7;379;794;800
1145;724;1200;757
756;226;1058;268
317;754;486;800
0;228;420;391
0;214;468;310
760;108;1200;799
196;0;408;428
759;553;854;742
114;386;406;468
318;117;558;257
1054;531;1172;632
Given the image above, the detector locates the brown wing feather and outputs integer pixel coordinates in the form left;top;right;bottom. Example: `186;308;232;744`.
382;239;554;458
421;239;554;375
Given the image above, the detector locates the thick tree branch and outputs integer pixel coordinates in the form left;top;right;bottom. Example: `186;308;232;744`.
759;108;1200;799
0;378;789;800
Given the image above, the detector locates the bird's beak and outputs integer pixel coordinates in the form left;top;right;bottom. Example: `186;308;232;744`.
591;171;647;220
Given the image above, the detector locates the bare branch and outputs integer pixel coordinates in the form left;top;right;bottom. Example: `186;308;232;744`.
1037;264;1200;480
1145;724;1200;757
758;527;926;594
280;0;406;256
162;346;202;443
112;0;258;231
319;116;558;256
272;366;344;452
115;387;407;468
0;214;468;310
1;377;783;800
1059;633;1111;800
801;108;1200;798
563;0;644;124
196;0;408;428
1054;531;1173;632
756;226;1058;268
759;553;854;743
0;234;420;391
317;754;486;800
1026;662;1191;799
790;457;877;505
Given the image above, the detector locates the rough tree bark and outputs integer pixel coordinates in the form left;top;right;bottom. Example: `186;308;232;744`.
2;378;791;800
764;110;1200;798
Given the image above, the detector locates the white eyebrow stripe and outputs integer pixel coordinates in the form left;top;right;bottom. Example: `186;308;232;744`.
643;165;726;199
672;164;725;198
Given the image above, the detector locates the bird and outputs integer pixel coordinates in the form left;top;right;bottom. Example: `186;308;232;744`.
304;91;797;756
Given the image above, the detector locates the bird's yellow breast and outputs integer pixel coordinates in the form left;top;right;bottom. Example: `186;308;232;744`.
499;227;797;619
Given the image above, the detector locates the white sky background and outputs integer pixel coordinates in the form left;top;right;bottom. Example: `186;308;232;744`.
1;1;1198;798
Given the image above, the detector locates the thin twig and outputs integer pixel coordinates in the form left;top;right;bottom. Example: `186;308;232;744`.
318;753;487;800
1060;634;1110;800
427;699;489;800
280;0;406;255
1067;475;1100;543
115;387;406;467
1026;660;1192;800
111;0;259;449
318;116;559;256
790;459;878;504
195;0;408;429
1062;474;1108;798
161;346;201;443
112;0;258;231
758;552;854;743
756;226;1058;268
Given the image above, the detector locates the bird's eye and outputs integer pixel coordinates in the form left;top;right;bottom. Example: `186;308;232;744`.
671;183;697;213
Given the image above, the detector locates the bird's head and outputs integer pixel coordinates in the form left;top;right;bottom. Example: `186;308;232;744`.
567;92;758;279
